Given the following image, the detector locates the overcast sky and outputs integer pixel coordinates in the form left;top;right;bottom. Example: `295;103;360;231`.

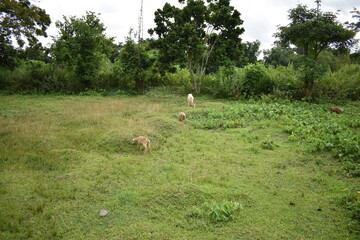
37;0;359;51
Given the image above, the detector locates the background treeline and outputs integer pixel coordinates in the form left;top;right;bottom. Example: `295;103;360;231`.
0;1;359;101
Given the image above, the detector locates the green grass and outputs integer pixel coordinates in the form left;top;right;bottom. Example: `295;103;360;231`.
0;94;359;239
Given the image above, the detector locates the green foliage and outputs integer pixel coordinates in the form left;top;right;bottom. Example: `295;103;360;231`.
292;56;329;98
263;46;298;67
0;0;51;68
242;63;273;97
341;190;360;234
205;201;243;222
208;64;274;99
51;11;114;92
115;36;153;91
163;67;193;93
92;55;119;90
210;66;244;98
240;40;261;66
318;50;351;72
148;0;244;93
275;3;356;60
267;64;303;99
0;60;70;93
190;101;360;176
315;64;360;100
187;201;244;223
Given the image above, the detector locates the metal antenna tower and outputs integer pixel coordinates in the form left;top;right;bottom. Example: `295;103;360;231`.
138;0;144;43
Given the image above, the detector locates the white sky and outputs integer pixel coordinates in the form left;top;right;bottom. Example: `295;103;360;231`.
37;0;359;52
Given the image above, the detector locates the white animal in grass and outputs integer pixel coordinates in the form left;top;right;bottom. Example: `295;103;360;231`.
187;94;195;108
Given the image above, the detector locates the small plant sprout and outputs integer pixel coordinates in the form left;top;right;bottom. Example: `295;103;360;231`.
204;201;244;222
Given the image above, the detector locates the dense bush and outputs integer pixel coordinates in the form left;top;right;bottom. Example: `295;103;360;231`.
91;55;119;90
315;64;360;100
208;66;244;98
267;64;303;99
206;64;274;99
0;60;71;94
164;67;193;93
318;50;351;72
295;56;330;98
0;56;359;101
242;63;273;96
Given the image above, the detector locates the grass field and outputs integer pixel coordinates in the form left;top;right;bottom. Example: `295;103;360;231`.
0;93;359;239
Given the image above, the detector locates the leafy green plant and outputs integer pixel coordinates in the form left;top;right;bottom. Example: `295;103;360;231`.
341;190;360;234
204;201;243;222
191;101;360;176
243;63;273;97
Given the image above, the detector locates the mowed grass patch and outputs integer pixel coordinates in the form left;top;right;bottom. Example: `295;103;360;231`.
0;94;358;239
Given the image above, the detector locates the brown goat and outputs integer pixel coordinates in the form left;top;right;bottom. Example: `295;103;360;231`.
178;112;186;122
328;107;344;114
132;136;151;154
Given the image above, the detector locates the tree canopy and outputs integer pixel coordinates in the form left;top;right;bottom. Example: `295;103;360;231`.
275;1;356;60
148;0;244;93
116;33;153;91
51;12;114;91
242;40;261;66
0;0;50;67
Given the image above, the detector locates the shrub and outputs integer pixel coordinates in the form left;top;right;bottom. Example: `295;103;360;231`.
92;55;119;90
295;56;330;97
210;66;245;98
318;50;351;72
164;67;193;93
315;64;360;100
268;64;303;99
242;63;273;97
0;61;71;93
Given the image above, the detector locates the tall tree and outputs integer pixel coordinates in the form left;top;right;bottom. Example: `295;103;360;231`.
148;0;244;93
345;8;360;31
51;12;114;91
242;40;261;65
263;45;297;67
0;0;50;67
116;32;153;91
275;1;356;60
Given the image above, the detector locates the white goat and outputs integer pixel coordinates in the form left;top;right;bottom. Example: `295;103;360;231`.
187;94;195;108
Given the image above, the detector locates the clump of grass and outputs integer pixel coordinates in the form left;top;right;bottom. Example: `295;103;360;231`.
205;201;244;222
260;135;278;150
187;201;244;223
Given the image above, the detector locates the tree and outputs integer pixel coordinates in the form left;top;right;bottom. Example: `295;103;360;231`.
0;0;50;68
116;32;153;91
275;1;356;60
345;8;360;31
148;0;244;93
18;42;51;63
51;12;114;91
263;46;297;67
242;40;261;66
